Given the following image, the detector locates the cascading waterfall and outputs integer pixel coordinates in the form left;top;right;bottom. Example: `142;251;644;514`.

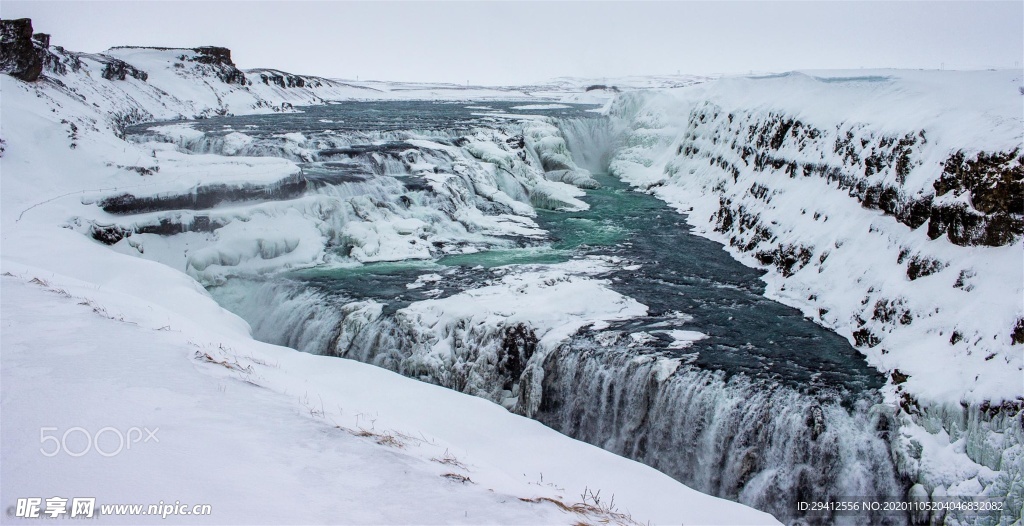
524;339;905;526
212;276;907;526
555;116;623;173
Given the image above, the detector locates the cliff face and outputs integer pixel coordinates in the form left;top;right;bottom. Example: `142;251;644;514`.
103;45;248;85
0;18;45;81
711;111;1021;248
606;72;1023;524
252;68;325;89
190;46;247;84
609;72;1023;407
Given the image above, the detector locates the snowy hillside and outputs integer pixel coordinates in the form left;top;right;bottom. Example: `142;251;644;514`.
607;69;1023;521
609;69;1023;404
0;19;775;525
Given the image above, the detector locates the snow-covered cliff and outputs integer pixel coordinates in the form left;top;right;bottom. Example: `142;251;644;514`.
607;70;1024;523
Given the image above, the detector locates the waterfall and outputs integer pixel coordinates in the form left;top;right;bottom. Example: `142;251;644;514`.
554;117;623;173
211;278;909;525
524;339;906;526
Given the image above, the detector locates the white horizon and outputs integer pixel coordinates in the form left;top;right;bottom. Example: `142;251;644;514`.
3;1;1021;85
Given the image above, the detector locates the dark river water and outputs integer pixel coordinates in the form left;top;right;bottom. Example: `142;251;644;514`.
128;100;603;135
287;169;884;401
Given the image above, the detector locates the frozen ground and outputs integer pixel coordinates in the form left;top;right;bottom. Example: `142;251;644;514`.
0;267;775;525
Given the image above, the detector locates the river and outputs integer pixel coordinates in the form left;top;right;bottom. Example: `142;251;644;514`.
128;101;907;524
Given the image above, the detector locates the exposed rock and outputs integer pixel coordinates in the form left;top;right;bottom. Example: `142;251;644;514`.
31;32;49;48
928;149;1024;246
505;134;525;149
899;390;921;415
905;254;945;281
852;328;881;348
90;216;225;246
1;19;81;80
89;223;131;245
191;46;246;84
890;369;909;385
1;18;44;81
257;70;322;89
107;45;247;85
497;324;537;391
99;175;308;214
101;58;148;81
754;243;813;277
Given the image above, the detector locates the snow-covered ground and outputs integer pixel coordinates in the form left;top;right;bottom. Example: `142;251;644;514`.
1;25;776;525
0;264;775;525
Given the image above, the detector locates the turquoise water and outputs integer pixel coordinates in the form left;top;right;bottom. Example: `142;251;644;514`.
284;169;884;400
148;98;885;401
437;247;571;268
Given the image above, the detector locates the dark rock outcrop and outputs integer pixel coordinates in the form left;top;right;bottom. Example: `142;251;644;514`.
190;46;246;85
1;18;44;81
31;32;49;48
99;174;308;215
1;19;82;80
100;58;148;81
497;324;538;391
258;70;322;89
929;149;1024;246
1012;318;1024;345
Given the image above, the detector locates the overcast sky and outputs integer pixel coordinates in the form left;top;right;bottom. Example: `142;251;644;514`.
3;1;1021;85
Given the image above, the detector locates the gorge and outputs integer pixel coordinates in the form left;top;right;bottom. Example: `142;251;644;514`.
3;18;1022;526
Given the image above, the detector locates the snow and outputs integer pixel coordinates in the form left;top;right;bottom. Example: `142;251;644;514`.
406;273;444;289
102;147;302;198
18;28;1020;524
185;211;324;280
529;180;590;212
0;270;775;525
657;329;709;349
399;258;648;352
